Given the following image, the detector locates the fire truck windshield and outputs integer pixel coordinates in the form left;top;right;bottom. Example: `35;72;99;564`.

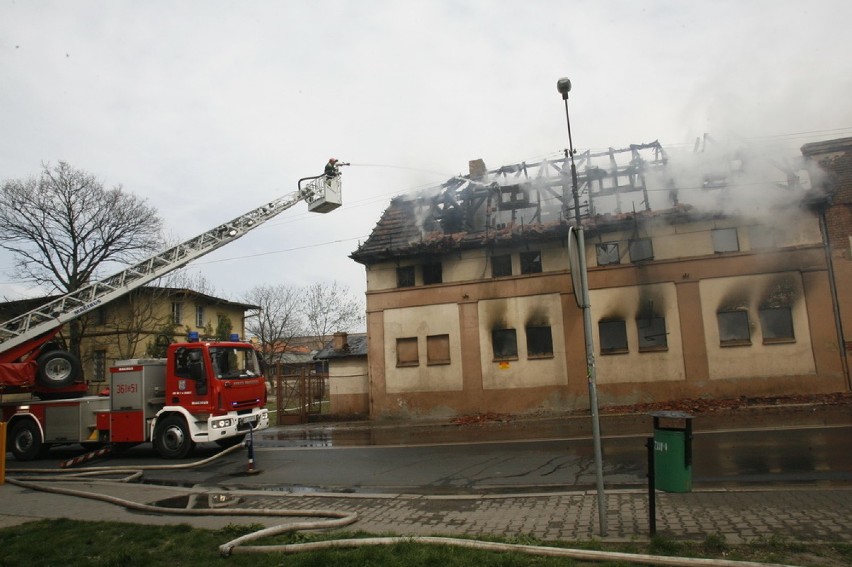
209;346;261;380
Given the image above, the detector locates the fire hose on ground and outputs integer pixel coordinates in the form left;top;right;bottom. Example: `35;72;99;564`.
4;443;796;567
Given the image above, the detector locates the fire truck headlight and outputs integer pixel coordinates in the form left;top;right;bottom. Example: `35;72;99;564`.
212;418;232;429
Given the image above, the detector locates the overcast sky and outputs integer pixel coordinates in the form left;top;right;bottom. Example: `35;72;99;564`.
2;0;851;307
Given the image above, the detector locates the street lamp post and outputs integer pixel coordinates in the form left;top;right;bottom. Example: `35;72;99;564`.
557;77;607;537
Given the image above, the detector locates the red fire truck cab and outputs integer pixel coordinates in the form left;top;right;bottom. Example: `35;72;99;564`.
2;336;269;460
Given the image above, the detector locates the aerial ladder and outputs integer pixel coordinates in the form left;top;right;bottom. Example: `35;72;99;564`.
0;166;346;397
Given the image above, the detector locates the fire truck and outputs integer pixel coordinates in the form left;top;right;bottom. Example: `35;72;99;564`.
0;169;344;460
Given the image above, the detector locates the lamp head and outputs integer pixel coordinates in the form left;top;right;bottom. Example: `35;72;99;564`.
557;77;572;100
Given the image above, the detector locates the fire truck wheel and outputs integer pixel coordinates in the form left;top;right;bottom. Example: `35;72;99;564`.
153;416;195;459
9;419;47;461
215;434;246;449
35;350;82;388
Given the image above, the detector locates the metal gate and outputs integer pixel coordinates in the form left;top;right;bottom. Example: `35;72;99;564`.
272;366;329;425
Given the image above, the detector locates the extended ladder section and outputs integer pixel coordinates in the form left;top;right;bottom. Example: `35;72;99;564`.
0;175;343;355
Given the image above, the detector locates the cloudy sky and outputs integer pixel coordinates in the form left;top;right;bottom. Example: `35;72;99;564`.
2;0;851;307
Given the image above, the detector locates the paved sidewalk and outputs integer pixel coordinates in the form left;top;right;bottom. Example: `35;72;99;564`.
2;479;850;544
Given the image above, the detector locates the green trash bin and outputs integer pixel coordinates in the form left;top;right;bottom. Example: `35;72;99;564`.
651;411;693;493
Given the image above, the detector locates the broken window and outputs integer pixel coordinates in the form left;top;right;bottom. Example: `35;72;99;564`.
759;307;794;343
717;310;751;346
526;326;554;358
491;254;512;278
628;238;653;262
637;317;668;352
396;337;419;367
712;228;740;253
396;266;415;288
422;262;443;285
599;319;628;354
520;251;542;274
491;328;518;360
426;334;451;365
596;242;620;266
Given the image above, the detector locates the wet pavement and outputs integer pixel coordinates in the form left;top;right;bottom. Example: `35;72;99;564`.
1;401;851;546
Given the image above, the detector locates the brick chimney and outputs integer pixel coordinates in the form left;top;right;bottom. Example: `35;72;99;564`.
469;159;487;180
332;332;348;351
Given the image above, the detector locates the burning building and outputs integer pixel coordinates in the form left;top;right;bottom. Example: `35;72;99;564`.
348;138;848;419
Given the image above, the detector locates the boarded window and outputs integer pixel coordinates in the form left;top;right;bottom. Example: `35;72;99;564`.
638;317;668;352
422;262;443;285
599;320;628;354
628;238;653;262
712;228;739;253
520;251;542;274
397;266;415;288
426;334;451;365
171;302;183;325
492;329;518;360
526;326;553;358
759;307;794;343
596;242;620;266
717;311;751;346
396;337;419;367
491;254;512;277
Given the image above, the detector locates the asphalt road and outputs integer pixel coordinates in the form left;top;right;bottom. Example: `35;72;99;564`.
10;420;851;494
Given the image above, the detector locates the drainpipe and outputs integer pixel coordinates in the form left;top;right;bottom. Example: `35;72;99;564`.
819;209;851;390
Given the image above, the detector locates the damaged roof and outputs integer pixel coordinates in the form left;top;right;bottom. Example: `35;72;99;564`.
350;139;820;265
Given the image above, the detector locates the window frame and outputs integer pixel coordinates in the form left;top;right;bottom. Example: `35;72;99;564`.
712;228;740;253
396;337;420;367
491;328;519;361
599;319;629;355
195;305;205;328
396;266;415;288
637;316;668;352
520;251;542;274
422;262;443;285
759;307;795;344
717;310;751;347
525;326;554;359
491;254;512;278
596;242;620;266
426;334;451;365
171;302;183;325
628;238;654;262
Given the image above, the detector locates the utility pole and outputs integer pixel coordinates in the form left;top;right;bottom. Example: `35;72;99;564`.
557;77;607;537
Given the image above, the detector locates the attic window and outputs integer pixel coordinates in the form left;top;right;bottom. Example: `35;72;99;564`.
628;238;654;262
712;228;739;253
397;266;415;288
520;251;542;274
492;254;512;278
422;262;443;285
717;310;751;346
599;319;628;354
596;243;620;266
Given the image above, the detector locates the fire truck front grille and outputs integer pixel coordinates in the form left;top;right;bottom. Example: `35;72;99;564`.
232;399;260;410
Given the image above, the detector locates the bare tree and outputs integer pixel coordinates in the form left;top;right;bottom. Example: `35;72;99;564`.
0;162;163;353
243;284;304;364
302;281;364;349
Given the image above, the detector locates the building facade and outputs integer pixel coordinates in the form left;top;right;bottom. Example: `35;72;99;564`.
351;141;848;419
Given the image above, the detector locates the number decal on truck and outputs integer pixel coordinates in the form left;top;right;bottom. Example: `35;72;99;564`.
114;383;138;394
